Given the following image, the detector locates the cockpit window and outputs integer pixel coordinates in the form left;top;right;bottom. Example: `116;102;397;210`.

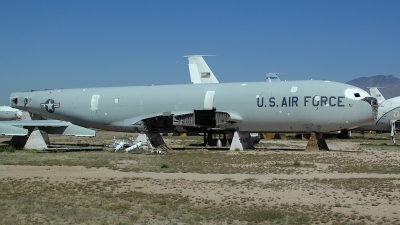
354;93;361;97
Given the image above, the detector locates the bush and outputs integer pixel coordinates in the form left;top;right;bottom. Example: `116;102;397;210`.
0;145;16;153
293;161;301;167
161;164;169;168
334;203;342;207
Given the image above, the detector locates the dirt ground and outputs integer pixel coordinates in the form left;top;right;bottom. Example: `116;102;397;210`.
1;131;400;224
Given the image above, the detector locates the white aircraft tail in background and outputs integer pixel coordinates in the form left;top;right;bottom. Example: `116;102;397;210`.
368;87;385;104
185;55;219;84
266;73;281;82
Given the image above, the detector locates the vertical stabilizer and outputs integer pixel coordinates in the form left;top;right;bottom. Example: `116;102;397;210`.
266;73;281;82
184;55;219;84
368;87;385;104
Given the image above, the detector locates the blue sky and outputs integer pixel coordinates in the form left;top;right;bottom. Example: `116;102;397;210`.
1;0;400;105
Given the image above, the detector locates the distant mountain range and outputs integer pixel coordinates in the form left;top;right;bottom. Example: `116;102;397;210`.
346;75;400;99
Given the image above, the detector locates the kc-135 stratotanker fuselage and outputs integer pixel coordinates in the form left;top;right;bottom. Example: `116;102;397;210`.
10;80;377;134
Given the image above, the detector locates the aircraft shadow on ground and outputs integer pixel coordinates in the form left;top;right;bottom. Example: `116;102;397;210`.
171;147;306;151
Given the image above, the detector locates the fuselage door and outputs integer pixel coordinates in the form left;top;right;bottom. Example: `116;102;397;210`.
204;91;215;110
91;94;100;112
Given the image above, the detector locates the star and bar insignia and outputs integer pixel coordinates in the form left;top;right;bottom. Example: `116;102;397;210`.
40;99;60;113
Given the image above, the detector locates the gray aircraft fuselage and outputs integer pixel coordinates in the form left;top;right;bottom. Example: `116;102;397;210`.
10;80;376;134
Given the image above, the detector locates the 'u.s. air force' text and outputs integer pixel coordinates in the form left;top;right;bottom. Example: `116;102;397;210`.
256;96;345;107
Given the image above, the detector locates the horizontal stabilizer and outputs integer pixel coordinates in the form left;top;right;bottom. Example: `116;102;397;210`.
63;123;96;136
0;124;28;136
0;120;95;136
42;123;96;136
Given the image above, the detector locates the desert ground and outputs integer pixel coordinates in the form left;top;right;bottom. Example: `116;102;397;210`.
1;131;400;224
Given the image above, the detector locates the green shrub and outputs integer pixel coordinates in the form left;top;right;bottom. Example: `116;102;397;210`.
0;145;16;153
161;164;169;168
293;161;301;167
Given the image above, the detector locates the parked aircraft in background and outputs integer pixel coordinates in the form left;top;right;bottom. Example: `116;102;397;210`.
356;87;400;142
185;55;219;84
185;55;282;84
0;106;22;120
368;87;385;103
266;73;281;82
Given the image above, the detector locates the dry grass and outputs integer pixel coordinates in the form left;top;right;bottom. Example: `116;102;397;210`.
0;178;308;224
0;131;400;224
1;148;399;175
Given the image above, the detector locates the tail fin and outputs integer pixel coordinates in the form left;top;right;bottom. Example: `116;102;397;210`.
184;55;219;84
368;87;385;103
266;73;281;82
